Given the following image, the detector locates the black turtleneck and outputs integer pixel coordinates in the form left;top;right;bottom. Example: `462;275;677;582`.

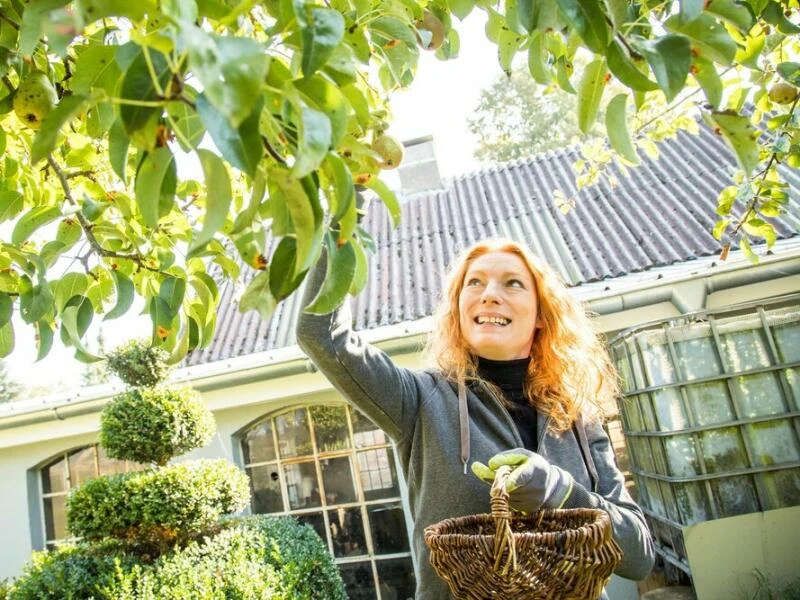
476;357;538;452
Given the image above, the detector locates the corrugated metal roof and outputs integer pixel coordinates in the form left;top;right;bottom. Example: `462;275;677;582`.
186;125;800;366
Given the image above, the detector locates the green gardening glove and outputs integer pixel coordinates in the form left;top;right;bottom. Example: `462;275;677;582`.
471;449;574;512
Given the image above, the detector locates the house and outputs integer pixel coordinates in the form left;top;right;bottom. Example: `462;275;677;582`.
1;126;798;599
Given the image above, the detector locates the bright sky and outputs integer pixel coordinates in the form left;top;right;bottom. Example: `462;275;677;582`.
5;11;505;393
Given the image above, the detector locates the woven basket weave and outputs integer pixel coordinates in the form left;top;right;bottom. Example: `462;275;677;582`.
423;465;622;599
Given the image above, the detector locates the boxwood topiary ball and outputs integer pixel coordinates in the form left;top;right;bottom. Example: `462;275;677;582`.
106;339;173;388
100;387;215;466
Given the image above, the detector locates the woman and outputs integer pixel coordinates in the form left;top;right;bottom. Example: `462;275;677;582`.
296;238;655;599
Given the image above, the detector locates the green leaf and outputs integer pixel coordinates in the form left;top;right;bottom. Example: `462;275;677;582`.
606;40;658;92
365;177;401;227
294;2;345;78
448;0;475;19
304;238;357;315
692;56;723;108
108;120;130;183
527;33;553;85
325;152;355;222
71;44;121;94
577;58;607;134
762;1;800;34
516;0;536;32
632;34;691;102
61;296;101;359
79;0;157;21
118;47;171;135
31;95;89;164
52;273;89;313
231;168;267;235
712;218;729;240
0;320;13;358
269;167;323;274
167;99;205;151
706;0;755;32
158;275;186;319
678;0;704;22
105;270;134;320
19;0;71;56
497;28;524;76
0;191;23;223
269;237;308;300
190;149;232;254
295;76;348;148
239;271;277;321
135;147;174;228
349;238;368;296
35;319;54;362
555;56;576;94
0;293;11;328
292;102;332;178
555;0;610;53
777;62;800;87
605;93;639;164
743;217;777;246
12;206;62;244
20;280;53;324
703;110;760;175
665;13;738;65
196;93;264;177
181;27;269;127
369;16;417;48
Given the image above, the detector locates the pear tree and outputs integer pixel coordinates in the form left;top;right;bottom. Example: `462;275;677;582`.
0;0;798;366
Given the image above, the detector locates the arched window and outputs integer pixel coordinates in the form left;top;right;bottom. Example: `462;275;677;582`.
240;403;415;600
39;445;144;549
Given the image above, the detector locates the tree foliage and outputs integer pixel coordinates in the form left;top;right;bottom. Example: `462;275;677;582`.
0;359;21;402
0;0;798;366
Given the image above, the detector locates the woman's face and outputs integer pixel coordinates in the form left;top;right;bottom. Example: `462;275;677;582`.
458;251;540;361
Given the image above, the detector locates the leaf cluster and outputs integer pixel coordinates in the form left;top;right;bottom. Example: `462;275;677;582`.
7;517;346;600
99;386;215;466
105;338;173;388
66;459;250;546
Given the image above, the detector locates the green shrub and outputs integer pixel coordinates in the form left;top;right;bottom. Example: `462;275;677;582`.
68;460;250;547
9;517;346;600
100;387;215;465
106;339;172;388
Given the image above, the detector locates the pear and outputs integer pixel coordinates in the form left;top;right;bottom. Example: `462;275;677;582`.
13;71;58;129
768;81;799;105
416;10;445;51
372;134;404;170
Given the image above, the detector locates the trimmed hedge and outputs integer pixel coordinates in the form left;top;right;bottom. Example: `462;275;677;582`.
8;517;346;600
67;460;250;545
106;339;173;388
100;386;215;466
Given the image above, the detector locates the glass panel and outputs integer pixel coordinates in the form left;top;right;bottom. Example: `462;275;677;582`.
296;512;327;546
673;327;722;380
631;438;654;473
650;437;668;476
368;503;409;554
285;462;321;510
711;475;760;517
321;456;357;505
732;373;785;418
97;445;132;476
746;420;800;466
785;368;800;410
759;469;800;510
673;482;712;526
639;394;658;431
242;419;276;464
68;447;97;487
311;405;351;453
339;562;376;600
376;557;416;600
664;434;699;478
643;478;665;517
329;507;367;557
638;330;676;386
718;316;771;372
653;388;688;431
357;448;400;501
687;381;734;426
352;408;387;448
276;409;313;458
247;464;283;514
43;495;67;541
701;428;749;473
770;310;800;363
42;456;67;494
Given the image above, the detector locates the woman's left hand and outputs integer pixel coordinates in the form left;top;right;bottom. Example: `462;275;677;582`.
471;449;574;512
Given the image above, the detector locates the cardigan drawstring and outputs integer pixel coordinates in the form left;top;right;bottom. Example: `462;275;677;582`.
458;380;469;474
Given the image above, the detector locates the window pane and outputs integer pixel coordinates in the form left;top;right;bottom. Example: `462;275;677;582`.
242;419;276;464
247;464;283;514
43;495;67;541
352;408;387;448
701;428;749;473
97;445;132;476
339;562;376;600
769;309;800;363
312;406;351;453
276;409;313;458
368;503;409;554
42;457;67;494
321;456;356;505
687;381;734;426
329;507;367;557
653;388;688;431
664;434;699;478
745;420;800;466
673;328;722;380
296;512;327;546
357;448;400;501
376;557;416;600
718;317;771;372
732;373;785;418
285;461;321;510
639;331;676;386
68;447;97;487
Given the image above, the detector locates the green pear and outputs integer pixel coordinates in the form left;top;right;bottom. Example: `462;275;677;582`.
13;71;58;129
768;81;798;105
372;134;404;170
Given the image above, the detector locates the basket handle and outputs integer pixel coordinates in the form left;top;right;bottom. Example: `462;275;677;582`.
490;465;517;575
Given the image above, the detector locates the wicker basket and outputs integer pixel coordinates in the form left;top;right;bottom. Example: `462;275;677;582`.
423;465;622;599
